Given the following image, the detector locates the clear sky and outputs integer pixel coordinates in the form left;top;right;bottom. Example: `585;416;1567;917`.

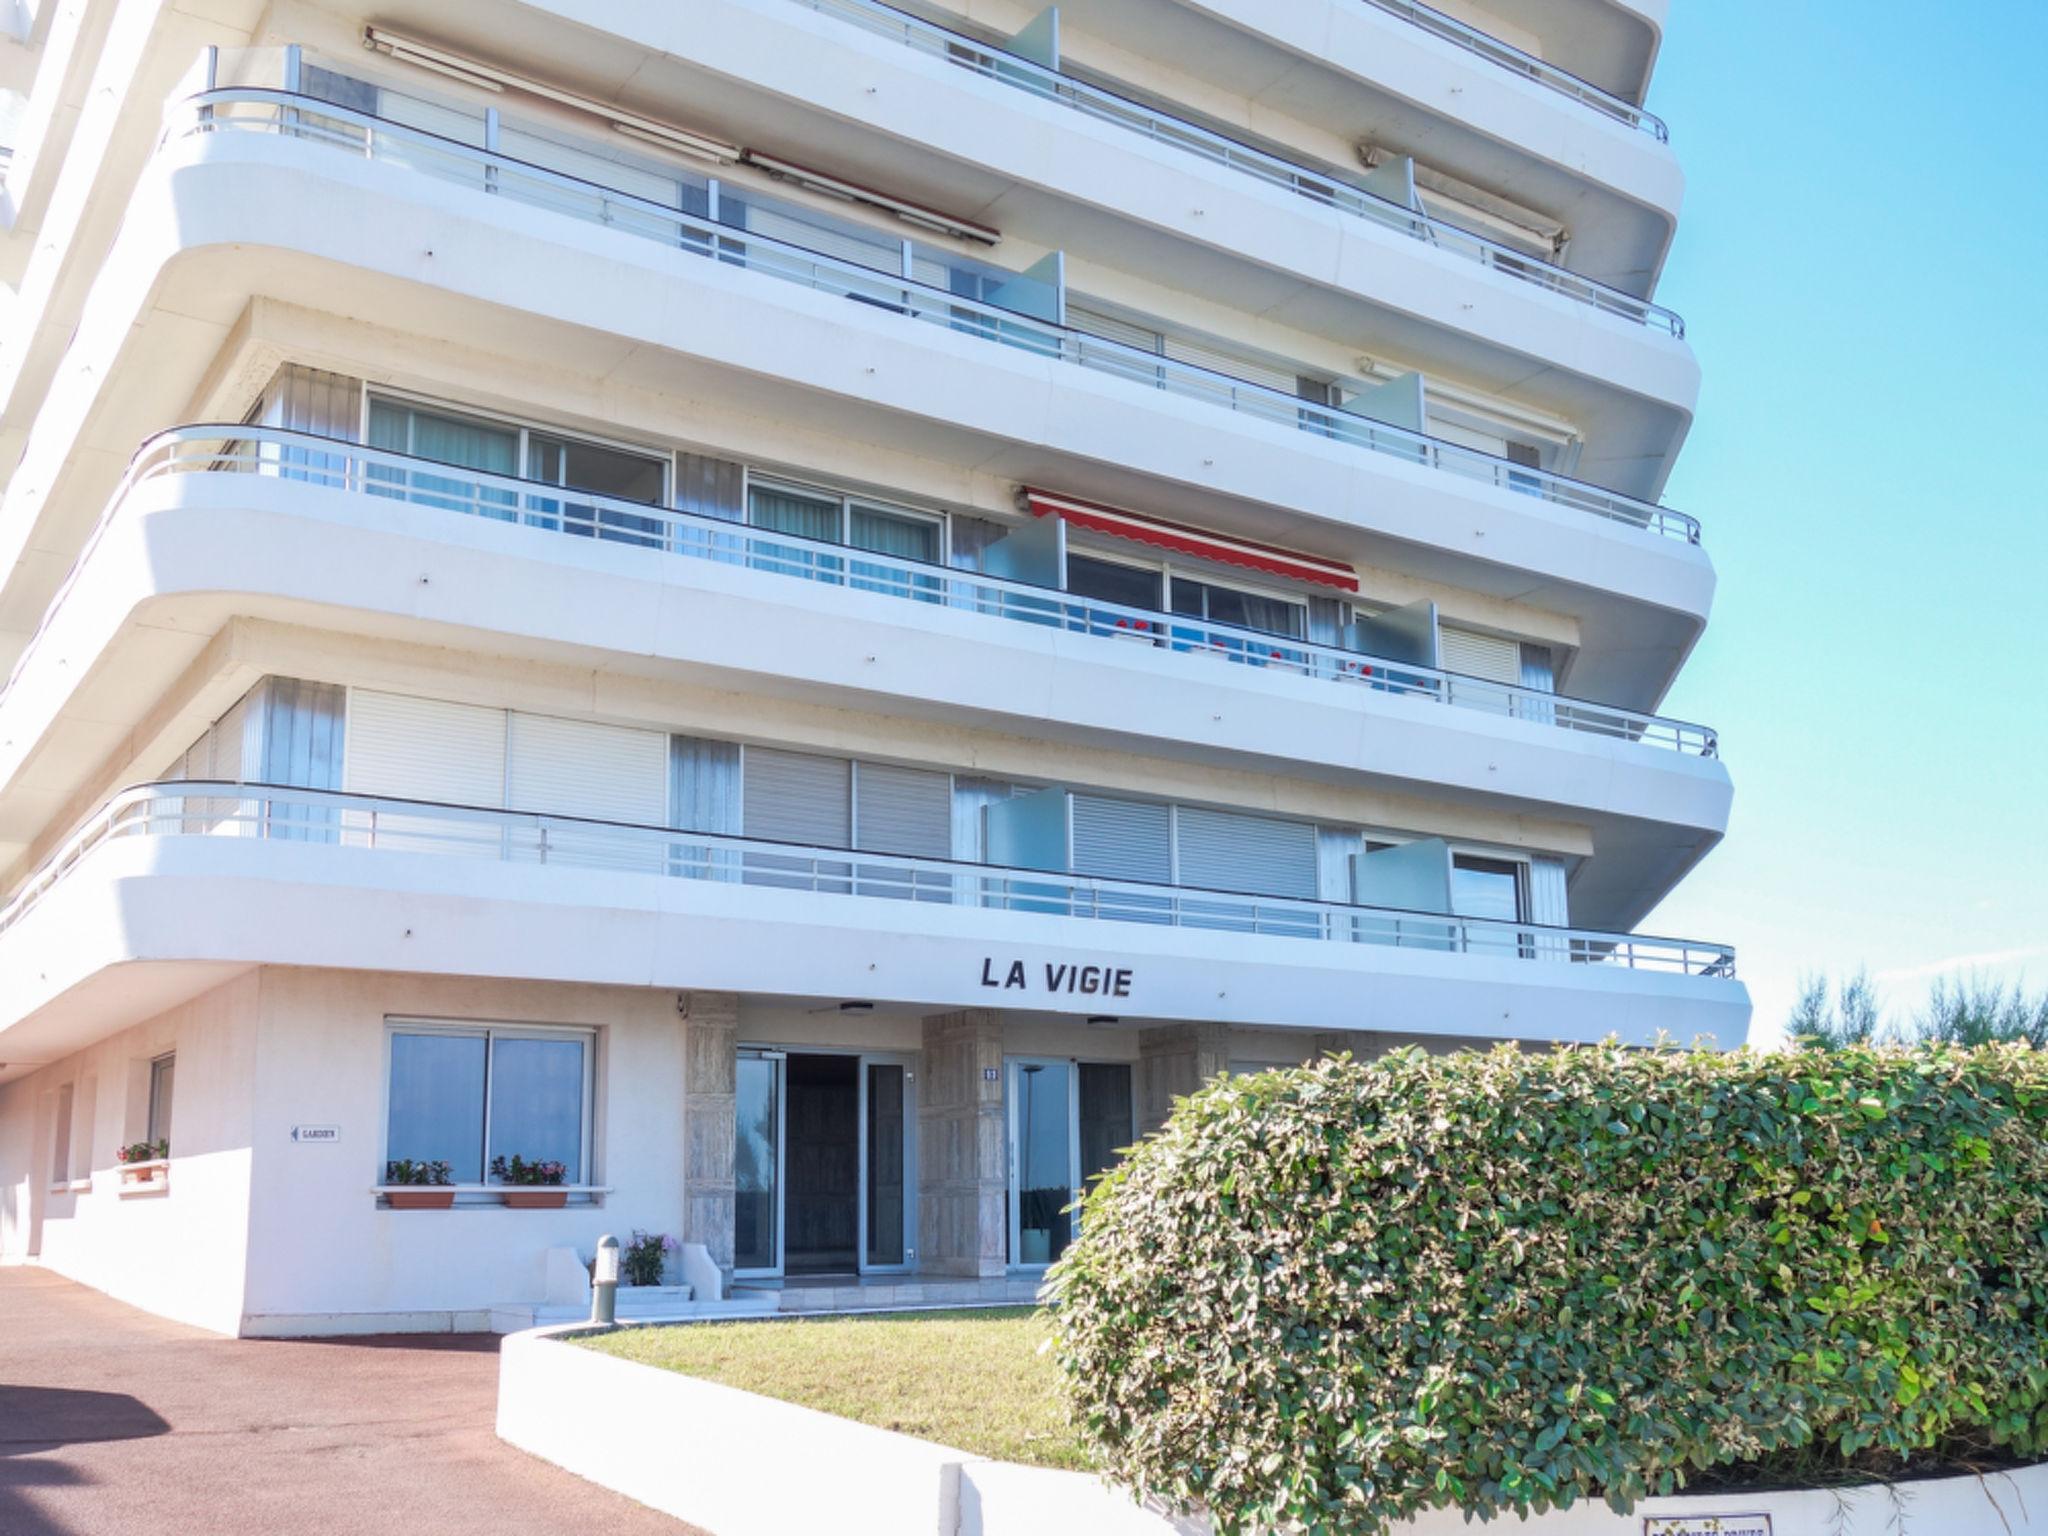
1636;4;2048;1042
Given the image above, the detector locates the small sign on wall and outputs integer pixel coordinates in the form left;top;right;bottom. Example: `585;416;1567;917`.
983;1067;1000;1082
290;1124;341;1144
1644;1517;1772;1536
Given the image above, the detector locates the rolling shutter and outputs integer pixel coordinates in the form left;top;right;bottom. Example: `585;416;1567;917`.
1175;807;1317;898
1439;627;1523;683
743;748;851;847
505;713;668;825
853;762;952;859
344;691;506;807
1066;303;1160;353
1070;794;1170;884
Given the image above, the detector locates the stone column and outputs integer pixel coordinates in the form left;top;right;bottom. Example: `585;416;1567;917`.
1136;1021;1230;1136
681;991;738;1290
918;1010;1007;1278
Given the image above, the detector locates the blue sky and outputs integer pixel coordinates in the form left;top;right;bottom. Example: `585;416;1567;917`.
1637;4;2048;1041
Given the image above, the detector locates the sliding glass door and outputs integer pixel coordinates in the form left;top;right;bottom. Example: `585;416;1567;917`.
733;1048;916;1278
1008;1058;1135;1269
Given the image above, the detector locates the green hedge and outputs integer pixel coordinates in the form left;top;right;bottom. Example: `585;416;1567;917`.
1047;1043;2048;1533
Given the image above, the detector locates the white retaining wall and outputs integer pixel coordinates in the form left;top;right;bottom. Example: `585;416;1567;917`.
499;1324;2048;1536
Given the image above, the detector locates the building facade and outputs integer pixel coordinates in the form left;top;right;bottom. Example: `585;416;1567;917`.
0;0;1744;1335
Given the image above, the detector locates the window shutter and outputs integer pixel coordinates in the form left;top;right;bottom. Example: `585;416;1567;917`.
1174;807;1317;898
854;762;952;858
1070;794;1170;884
1067;304;1161;353
506;713;668;825
1439;626;1524;684
344;691;506;806
1161;334;1299;397
743;748;851;847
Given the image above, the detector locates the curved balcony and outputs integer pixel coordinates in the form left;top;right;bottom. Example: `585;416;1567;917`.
0;782;1737;980
791;0;1683;331
1357;0;1669;141
5;426;1721;763
164;87;1702;545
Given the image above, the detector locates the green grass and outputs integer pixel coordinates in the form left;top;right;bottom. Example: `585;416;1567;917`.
577;1307;1090;1471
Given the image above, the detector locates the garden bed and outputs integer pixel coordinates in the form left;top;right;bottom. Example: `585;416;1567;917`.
577;1307;1087;1471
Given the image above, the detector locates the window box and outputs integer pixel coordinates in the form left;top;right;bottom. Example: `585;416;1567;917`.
385;1187;456;1211
502;1188;569;1210
118;1160;169;1195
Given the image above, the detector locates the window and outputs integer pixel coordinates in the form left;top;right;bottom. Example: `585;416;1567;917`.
1451;854;1525;923
746;480;944;595
147;1055;175;1149
1452;854;1528;957
385;1024;592;1187
1169;576;1305;639
528;432;668;547
366;398;519;519
51;1083;73;1187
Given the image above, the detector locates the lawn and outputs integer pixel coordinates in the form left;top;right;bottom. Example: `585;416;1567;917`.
577;1307;1090;1471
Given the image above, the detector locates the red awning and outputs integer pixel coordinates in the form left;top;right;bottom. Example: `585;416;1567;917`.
1025;490;1358;593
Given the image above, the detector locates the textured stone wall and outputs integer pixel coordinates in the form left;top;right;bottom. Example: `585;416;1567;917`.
917;1010;1007;1277
681;992;739;1286
1136;1021;1229;1135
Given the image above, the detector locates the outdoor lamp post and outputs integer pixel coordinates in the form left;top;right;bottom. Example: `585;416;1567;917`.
591;1233;621;1327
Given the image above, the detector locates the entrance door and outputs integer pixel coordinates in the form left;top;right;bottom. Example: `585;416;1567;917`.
785;1054;860;1274
736;1048;917;1278
1008;1058;1135;1269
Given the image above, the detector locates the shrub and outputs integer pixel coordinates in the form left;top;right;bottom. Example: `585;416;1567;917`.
1048;1043;2048;1534
622;1230;678;1287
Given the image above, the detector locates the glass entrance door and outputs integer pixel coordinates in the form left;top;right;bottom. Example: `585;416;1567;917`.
734;1051;782;1276
1007;1059;1136;1269
734;1048;915;1278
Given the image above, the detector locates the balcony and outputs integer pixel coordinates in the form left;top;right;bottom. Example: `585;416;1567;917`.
0;780;1738;972
167;83;1701;545
789;0;1683;332
9;426;1720;764
1356;0;1669;141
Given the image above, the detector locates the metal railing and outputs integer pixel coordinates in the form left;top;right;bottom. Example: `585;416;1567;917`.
162;87;1701;545
790;0;1683;334
0;781;1738;979
74;426;1718;757
1357;0;1669;142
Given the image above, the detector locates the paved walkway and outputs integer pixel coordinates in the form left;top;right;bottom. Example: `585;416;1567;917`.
0;1268;705;1536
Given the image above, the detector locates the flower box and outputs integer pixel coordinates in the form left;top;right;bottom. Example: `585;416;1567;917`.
502;1189;569;1209
386;1188;456;1210
117;1160;169;1196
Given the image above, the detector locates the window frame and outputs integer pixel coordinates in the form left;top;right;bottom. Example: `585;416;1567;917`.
381;1018;598;1191
146;1053;175;1148
361;389;673;507
1062;538;1310;639
743;470;949;565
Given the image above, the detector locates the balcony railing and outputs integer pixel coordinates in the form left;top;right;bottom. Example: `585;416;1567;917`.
0;782;1739;979
163;87;1702;545
1357;0;1669;142
787;0;1683;334
48;425;1719;758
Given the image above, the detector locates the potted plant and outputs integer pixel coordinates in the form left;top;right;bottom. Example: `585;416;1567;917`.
383;1158;455;1209
117;1138;169;1185
490;1154;569;1208
621;1229;679;1288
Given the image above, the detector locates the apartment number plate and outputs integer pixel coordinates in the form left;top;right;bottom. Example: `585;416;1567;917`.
1643;1517;1772;1536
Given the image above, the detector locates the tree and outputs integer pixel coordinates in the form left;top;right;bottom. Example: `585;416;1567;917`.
1918;976;2048;1048
1787;968;1883;1048
1790;970;2048;1049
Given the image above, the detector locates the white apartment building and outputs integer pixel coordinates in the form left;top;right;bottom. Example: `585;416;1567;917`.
0;0;1744;1335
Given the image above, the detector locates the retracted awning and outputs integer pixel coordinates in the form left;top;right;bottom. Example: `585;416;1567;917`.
1025;489;1358;593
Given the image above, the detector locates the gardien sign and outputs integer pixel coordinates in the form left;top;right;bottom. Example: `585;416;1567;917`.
980;957;1134;998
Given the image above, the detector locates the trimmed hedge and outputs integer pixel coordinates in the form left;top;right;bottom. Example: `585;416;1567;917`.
1047;1044;2048;1533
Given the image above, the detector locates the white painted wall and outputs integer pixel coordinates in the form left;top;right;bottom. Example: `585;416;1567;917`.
237;970;690;1335
0;973;258;1334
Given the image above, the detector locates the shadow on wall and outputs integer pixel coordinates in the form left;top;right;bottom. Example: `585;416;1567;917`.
0;1386;171;1534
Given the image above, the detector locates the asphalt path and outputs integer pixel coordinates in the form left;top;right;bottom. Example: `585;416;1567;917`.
0;1267;707;1536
